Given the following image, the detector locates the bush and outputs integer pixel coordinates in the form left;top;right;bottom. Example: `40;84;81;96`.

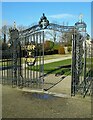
44;49;58;55
44;40;54;51
53;49;58;54
58;46;65;54
67;46;72;53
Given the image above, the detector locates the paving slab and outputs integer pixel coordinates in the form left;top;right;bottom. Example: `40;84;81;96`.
44;75;71;96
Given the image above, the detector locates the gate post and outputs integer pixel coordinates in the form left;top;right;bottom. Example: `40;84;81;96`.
71;29;76;96
9;23;19;86
71;18;87;96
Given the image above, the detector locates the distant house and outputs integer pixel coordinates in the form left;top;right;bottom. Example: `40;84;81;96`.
86;39;93;57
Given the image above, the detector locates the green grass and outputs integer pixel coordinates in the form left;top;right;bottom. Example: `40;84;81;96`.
28;59;72;75
0;54;71;66
43;59;71;72
27;57;93;76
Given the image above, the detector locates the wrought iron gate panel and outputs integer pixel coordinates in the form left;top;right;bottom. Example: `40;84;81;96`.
1;28;21;86
20;31;44;89
2;50;13;84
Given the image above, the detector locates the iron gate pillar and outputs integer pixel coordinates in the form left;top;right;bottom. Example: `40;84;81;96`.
71;19;87;96
9;26;19;86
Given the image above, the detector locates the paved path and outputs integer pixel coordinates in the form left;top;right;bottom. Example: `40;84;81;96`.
22;55;72;68
47;75;71;96
44;55;71;64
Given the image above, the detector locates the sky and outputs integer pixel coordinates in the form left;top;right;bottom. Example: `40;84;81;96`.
2;2;91;35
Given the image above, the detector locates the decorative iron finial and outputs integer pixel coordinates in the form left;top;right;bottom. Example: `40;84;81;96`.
43;13;45;16
63;22;64;26
79;13;83;22
67;22;68;26
39;13;49;29
13;21;16;29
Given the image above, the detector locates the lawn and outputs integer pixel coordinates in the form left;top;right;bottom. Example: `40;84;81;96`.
28;59;72;75
43;59;71;73
27;57;93;76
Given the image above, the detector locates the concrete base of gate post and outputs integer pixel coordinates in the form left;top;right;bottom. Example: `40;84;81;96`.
20;88;70;98
22;88;44;93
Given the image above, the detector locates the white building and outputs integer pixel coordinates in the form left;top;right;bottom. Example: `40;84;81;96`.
86;39;93;57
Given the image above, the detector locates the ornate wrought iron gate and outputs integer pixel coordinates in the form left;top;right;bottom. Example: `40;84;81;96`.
1;14;92;97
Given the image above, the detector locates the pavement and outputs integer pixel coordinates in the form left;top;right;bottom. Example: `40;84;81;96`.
46;75;71;97
22;74;71;98
2;83;91;118
43;55;71;64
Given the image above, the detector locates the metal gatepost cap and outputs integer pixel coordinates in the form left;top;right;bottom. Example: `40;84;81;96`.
9;22;19;39
75;14;87;29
